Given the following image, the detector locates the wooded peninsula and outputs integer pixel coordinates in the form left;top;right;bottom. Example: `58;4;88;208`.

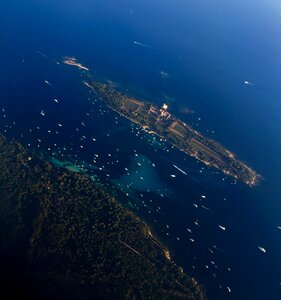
0;134;205;300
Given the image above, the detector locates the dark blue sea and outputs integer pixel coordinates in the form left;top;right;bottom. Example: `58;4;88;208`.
1;1;281;299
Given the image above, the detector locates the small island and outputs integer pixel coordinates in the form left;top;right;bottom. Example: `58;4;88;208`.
84;80;260;186
0;134;205;300
63;56;90;71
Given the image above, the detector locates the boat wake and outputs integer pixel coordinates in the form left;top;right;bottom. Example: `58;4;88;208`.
133;41;156;50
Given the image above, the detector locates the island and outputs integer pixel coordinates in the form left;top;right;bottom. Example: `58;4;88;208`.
83;80;260;186
63;56;90;71
0;134;205;300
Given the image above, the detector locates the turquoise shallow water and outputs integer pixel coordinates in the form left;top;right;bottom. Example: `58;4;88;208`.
1;1;281;299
